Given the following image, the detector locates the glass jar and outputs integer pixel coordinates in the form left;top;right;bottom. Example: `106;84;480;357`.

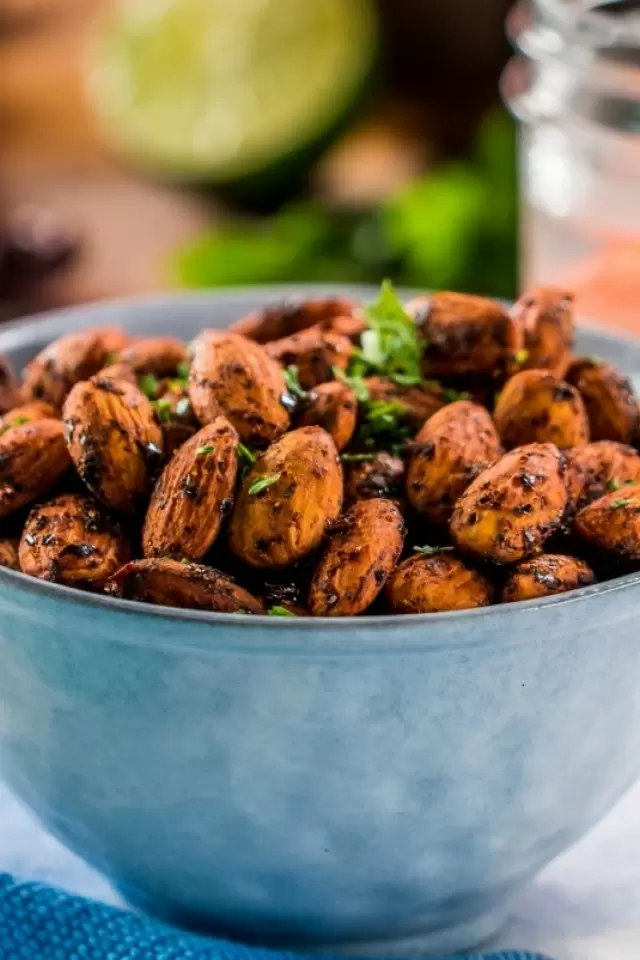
502;0;640;332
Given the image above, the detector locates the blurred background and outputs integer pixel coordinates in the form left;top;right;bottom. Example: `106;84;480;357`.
0;0;638;328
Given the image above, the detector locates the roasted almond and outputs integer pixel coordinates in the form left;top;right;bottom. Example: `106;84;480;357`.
575;484;640;559
229;426;343;568
564;441;640;510
118;337;187;375
189;331;290;445
299;381;357;451
407;291;523;381
0;538;19;570
19;493;129;588
450;443;568;563
0;353;21;414
494;370;589;449
143;417;238;561
0;401;58;433
0;418;71;517
344;450;406;504
22;327;127;407
566;356;639;444
265;327;352;388
63;377;163;514
231;297;357;343
407;401;501;525
386;552;494;614
309;498;405;616
108;558;264;613
511;287;575;377
501;553;594;603
364;376;447;429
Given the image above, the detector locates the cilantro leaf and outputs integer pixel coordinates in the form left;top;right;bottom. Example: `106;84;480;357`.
362;279;423;383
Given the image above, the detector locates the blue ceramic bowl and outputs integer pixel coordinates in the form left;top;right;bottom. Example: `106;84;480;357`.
1;287;640;957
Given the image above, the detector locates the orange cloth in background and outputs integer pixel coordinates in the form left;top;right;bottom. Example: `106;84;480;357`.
563;240;640;337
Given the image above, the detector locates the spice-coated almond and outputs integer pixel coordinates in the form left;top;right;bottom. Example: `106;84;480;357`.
231;297;357;343
265;328;352;389
386;551;494;614
22;327;127;407
407;401;501;525
309;498;404;616
501;553;594;603
511;286;575;377
229;426;343;568
494;370;589;449
117;337;187;375
450;443;568;563
63;376;163;514
143;417;239;561
0;418;71;517
19;493;129;588
299;381;357;451
189;331;289;445
108;558;264;613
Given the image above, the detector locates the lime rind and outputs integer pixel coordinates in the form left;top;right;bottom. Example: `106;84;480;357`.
88;0;377;182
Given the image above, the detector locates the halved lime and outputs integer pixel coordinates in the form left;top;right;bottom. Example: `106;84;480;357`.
87;0;377;184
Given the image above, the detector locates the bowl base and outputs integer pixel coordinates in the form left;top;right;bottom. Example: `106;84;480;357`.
120;883;510;958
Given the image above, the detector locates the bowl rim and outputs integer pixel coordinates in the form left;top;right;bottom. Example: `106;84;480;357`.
1;284;639;636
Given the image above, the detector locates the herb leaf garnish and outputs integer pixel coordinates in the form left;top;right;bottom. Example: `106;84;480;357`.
248;474;281;496
267;605;297;617
414;544;455;556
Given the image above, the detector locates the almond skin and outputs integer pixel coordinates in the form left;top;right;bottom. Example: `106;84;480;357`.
386;552;494;614
265;328;352;388
575;484;640;559
0;538;19;570
0;354;21;414
566;357;639;444
501;553;594;603
494;370;589;449
0;401;58;433
63;376;163;514
143;417;239;561
450;443;568;563
22;327;127;407
309;498;405;616
344;451;405;504
0;418;71;517
229;426;343;568
407;291;523;381
117;337;187;375
511;287;575;377
564;441;640;510
363;376;447;429
107;558;264;613
19;493;129;588
299;381;357;451
231;297;357;343
407;401;501;525
189;331;290;445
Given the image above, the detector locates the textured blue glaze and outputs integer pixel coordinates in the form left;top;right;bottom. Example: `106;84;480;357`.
0;288;639;956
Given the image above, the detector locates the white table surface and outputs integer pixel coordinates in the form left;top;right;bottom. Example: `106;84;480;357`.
2;777;640;960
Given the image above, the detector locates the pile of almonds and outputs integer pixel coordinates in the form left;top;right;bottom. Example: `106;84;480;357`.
0;286;639;617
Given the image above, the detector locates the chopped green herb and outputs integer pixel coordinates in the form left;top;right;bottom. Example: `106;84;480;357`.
268;605;297;617
340;452;376;463
139;373;160;399
196;443;215;456
9;416;29;428
361;279;424;383
283;364;309;400
611;498;631;509
175;397;191;418
177;359;190;380
414;544;455;556
237;442;256;466
390;372;422;387
333;366;370;403
180;558;191;565
152;398;172;423
515;349;529;365
443;387;471;403
248;474;281;496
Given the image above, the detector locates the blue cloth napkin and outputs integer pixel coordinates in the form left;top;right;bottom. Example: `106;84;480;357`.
0;873;555;960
